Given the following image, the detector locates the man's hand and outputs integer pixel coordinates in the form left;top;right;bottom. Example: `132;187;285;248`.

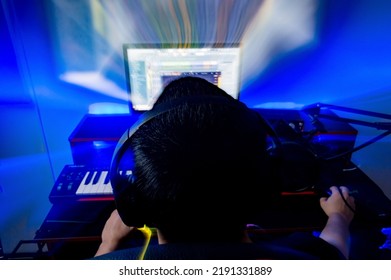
95;209;135;256
320;186;355;223
319;186;355;259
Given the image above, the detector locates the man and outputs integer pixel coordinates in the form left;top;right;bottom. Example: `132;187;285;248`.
94;77;355;259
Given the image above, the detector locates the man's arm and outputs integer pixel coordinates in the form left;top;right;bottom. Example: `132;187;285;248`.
95;209;135;256
319;186;355;259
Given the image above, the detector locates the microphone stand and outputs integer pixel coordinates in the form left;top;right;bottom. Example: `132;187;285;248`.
303;103;391;160
304;103;391;129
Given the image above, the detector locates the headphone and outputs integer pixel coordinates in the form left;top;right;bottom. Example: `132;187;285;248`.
110;96;319;228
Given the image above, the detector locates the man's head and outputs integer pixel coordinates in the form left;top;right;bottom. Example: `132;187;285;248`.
113;77;279;242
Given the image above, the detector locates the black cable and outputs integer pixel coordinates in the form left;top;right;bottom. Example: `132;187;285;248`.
336;187;356;214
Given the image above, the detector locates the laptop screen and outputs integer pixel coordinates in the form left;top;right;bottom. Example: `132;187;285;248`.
123;43;241;111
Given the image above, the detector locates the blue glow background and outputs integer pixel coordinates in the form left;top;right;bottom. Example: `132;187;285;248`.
1;0;391;254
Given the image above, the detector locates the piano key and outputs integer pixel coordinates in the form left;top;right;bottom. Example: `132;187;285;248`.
77;171;99;194
95;171;108;194
50;165;133;202
77;170;112;195
102;171;113;194
85;171;94;185
75;171;91;195
92;170;101;184
104;171;110;185
82;171;99;194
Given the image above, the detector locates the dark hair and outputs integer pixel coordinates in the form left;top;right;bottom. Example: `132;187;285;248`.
129;77;274;242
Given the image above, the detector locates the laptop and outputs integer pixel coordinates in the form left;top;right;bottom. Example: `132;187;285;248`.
123;43;242;112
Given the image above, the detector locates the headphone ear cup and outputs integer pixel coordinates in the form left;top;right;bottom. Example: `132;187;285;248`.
278;142;320;192
264;145;284;196
111;173;146;228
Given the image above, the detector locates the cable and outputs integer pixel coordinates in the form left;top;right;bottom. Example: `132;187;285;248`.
137;225;153;260
336;187;356;214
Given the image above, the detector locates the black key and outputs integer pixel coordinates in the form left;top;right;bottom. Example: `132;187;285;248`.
85;171;94;185
93;171;101;185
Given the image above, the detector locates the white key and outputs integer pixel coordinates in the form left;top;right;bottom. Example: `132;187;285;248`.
102;171;113;194
83;171;99;194
95;171;108;194
76;171;91;195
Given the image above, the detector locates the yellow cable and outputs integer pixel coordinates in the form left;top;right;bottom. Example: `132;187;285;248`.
137;225;153;260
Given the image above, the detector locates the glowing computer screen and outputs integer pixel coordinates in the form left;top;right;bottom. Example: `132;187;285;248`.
123;44;241;111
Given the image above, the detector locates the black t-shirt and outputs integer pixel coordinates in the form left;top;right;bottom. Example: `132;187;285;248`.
93;232;344;260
